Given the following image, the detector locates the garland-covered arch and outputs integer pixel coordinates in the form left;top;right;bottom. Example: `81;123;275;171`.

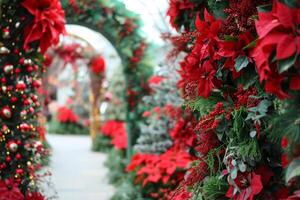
0;0;152;198
61;0;153;159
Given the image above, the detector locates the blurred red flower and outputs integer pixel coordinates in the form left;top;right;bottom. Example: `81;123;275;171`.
90;55;106;75
56;106;79;123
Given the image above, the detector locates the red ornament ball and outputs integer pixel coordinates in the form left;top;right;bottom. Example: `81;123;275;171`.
0;107;12;119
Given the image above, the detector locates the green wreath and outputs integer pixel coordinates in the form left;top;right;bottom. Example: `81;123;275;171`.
61;0;153;159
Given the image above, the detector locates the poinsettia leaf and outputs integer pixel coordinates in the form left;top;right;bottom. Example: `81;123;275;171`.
283;0;300;8
278;53;298;74
286;156;300;184
243;38;258;50
224;35;238;42
257;4;273;12
235;55;249;72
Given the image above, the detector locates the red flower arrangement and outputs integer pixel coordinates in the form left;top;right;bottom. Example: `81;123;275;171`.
56;106;79;123
178;10;222;98
130;42;146;65
167;0;194;30
25;192;45;200
90;55;106;75
127;148;192;199
225;172;263;200
22;0;66;53
251;1;300;99
0;180;24;200
55;43;84;66
101;120;127;149
148;76;164;85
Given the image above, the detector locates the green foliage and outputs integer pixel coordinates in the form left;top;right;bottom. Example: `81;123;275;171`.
47;119;89;135
110;174;148;200
92;134;113;152
104;148;127;185
234;55;249;72
187;96;219;116
202;176;228;200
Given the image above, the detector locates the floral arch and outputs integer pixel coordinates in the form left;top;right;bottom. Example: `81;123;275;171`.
61;0;153;159
0;0;152;198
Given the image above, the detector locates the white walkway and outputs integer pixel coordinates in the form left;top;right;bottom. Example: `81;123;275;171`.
46;134;115;200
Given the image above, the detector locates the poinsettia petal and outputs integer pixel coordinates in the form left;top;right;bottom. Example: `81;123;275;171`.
256;12;280;38
277;34;296;60
290;75;300;90
250;173;263;196
274;1;296;30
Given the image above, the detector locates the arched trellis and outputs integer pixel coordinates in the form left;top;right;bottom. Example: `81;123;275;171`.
61;0;153;159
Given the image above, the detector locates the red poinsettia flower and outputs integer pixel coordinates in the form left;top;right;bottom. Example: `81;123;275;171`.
56;106;79;123
226;172;263;200
167;0;194;29
148;76;164;85
22;0;66;53
25;192;45;200
127;148;191;188
90;55;106;75
251;1;300;99
218;32;254;79
178;10;222;99
0;180;24;200
101;120;127;149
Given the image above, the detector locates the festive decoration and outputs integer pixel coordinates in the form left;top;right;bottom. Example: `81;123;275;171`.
0;0;65;197
134;66;183;154
163;0;300;199
90;55;106;75
61;0;153;159
22;0;66;53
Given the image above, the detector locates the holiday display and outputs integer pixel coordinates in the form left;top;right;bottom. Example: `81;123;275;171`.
48;106;89;135
0;0;65;198
134;66;183;154
163;0;300;199
60;0;153;159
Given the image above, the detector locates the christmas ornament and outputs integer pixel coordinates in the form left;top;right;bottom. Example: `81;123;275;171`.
8;141;18;152
16;81;26;91
0;107;12;119
3;65;13;74
19;123;31;133
2;28;10;39
0;46;10;54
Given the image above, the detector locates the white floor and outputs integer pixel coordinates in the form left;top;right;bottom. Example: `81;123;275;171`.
46;134;115;200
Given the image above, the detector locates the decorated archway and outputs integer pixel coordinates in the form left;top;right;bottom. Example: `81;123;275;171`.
61;0;153;159
0;0;153;198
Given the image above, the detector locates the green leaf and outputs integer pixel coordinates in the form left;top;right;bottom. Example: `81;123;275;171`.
286;156;300;184
278;53;298;74
257;4;273;12
224;35;238;42
243;39;258;50
235;55;249;72
283;0;300;8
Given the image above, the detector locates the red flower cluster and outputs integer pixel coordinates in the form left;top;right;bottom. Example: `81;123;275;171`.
90;55;106;75
101;120;127;149
252;1;300;99
130;42;146;65
127;148;192;198
148;76;164;85
56;106;79;123
170;113;197;149
56;43;84;66
167;0;194;30
178;10;222;98
22;0;66;53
